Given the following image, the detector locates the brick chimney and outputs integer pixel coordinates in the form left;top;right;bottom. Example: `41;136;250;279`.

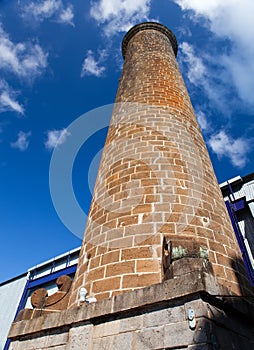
68;22;251;306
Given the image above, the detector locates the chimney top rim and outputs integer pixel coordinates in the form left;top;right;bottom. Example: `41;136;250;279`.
122;21;178;59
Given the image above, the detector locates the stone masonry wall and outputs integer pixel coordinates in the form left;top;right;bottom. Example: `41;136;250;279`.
9;271;254;350
14;305;252;350
68;22;252;306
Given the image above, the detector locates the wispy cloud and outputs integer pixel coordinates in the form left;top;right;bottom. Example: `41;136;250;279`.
196;110;210;133
0;80;24;114
174;1;254;169
0;23;48;80
24;0;60;19
0;23;47;115
21;0;75;26
45;128;70;150
179;42;233;115
173;0;254;107
58;5;74;26
81;50;106;78
179;40;252;169
90;0;151;36
179;42;206;85
11;131;31;151
0;91;24;115
208;130;250;168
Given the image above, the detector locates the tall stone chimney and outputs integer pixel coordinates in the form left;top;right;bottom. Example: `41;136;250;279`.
9;22;254;350
68;22;251;306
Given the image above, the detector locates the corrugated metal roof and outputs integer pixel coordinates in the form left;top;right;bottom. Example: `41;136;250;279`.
28;246;80;272
220;175;254;203
244;181;254;201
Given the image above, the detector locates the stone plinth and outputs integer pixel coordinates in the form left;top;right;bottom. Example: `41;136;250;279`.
9;265;254;349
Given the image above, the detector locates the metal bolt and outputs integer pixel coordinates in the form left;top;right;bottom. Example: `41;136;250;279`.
188;308;196;330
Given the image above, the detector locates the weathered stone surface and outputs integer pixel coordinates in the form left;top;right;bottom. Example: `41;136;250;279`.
164;321;197;348
46;331;68;347
9;266;252;341
184;300;208;319
135;326;164;350
66;324;92;350
9;288;254;349
93;319;121;338
188;345;210;350
30;334;48;348
119;314;143;333
143;307;185;328
93;333;133;350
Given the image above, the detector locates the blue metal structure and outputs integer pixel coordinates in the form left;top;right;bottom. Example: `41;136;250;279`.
225;200;254;286
3;249;79;350
221;174;254;287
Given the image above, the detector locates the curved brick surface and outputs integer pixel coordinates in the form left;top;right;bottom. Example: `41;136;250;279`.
122;22;178;58
68;23;251;306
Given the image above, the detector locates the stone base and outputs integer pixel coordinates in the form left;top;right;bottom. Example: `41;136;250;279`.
8;269;254;350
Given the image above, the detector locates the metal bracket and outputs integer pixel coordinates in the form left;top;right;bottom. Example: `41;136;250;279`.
188;308;196;330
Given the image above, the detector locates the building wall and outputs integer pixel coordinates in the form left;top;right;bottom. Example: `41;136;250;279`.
10;312;253;350
220;173;254;284
0;275;27;350
1;248;79;350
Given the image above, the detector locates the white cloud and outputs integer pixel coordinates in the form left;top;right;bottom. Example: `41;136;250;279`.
90;0;151;36
173;0;222;17
25;0;60;19
22;0;74;26
173;0;254;106
208;130;249;168
179;42;206;85
11;131;31;151
0;91;24;114
45;128;70;150
0;24;48;80
179;42;230;114
196;111;210;133
81;50;106;78
0;80;24;114
174;0;254;40
58;5;74;26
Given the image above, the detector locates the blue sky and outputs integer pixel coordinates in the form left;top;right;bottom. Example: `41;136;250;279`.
0;0;253;282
